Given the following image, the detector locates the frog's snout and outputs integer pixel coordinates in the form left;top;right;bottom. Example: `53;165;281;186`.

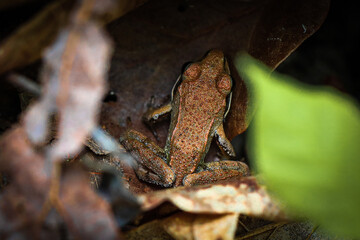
203;49;226;69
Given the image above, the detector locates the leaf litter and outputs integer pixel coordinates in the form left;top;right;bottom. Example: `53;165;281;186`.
0;0;331;239
0;0;139;239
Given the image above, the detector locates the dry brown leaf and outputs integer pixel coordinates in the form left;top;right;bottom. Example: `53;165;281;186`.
0;0;132;238
139;177;286;221
97;0;330;193
0;0;75;75
24;0;112;161
228;0;332;138
163;212;239;240
0;1;330;238
0;126;121;239
102;0;330;145
60;166;120;239
0;126;52;238
134;177;285;239
0;0;147;75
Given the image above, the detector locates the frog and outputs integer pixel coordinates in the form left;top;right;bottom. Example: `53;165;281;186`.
120;50;249;187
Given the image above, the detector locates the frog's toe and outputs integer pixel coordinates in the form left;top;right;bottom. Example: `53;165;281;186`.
162;170;175;187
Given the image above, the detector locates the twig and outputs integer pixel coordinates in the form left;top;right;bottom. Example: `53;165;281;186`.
38;162;63;222
236;222;288;240
238;218;250;232
305;225;319;240
7;73;41;95
266;225;280;240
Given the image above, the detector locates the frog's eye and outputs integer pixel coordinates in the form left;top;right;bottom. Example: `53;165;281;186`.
217;74;232;95
183;63;201;80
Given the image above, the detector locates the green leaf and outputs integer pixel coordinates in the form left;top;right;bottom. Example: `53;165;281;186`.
235;54;360;238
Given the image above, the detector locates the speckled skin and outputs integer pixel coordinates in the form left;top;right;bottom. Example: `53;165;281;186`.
121;50;249;187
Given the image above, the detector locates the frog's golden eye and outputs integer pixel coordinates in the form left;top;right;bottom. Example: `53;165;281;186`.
183;63;201;80
217;74;232;95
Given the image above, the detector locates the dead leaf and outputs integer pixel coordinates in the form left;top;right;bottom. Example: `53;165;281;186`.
0;126;53;238
0;1;330;239
0;126;123;239
0;0;147;75
0;0;75;75
102;0;330;146
24;0;112;161
163;212;239;240
80;156;141;227
228;0;332;139
133;177;286;239
139;177;286;221
97;0;330;193
0;0;139;238
60;166;120;240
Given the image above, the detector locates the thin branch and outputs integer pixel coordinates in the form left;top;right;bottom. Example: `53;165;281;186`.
236;222;288;240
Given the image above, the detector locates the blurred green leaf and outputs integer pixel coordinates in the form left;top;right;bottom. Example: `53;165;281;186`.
235;54;360;238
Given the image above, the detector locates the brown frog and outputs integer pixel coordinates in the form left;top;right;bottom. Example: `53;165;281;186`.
120;50;249;187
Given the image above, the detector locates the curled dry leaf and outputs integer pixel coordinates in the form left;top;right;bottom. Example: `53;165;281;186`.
133;177;285;240
139;177;286;220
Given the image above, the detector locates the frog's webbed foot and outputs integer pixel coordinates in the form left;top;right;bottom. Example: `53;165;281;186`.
120;129;175;187
196;162;210;171
143;101;172;141
183;160;250;186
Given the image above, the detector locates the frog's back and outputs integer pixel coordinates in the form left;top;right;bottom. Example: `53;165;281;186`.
167;50;232;186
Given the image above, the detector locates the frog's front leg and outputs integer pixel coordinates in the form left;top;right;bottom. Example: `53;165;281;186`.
183;160;250;186
120;129;175;187
143;102;172;123
215;124;236;158
142;102;172;140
